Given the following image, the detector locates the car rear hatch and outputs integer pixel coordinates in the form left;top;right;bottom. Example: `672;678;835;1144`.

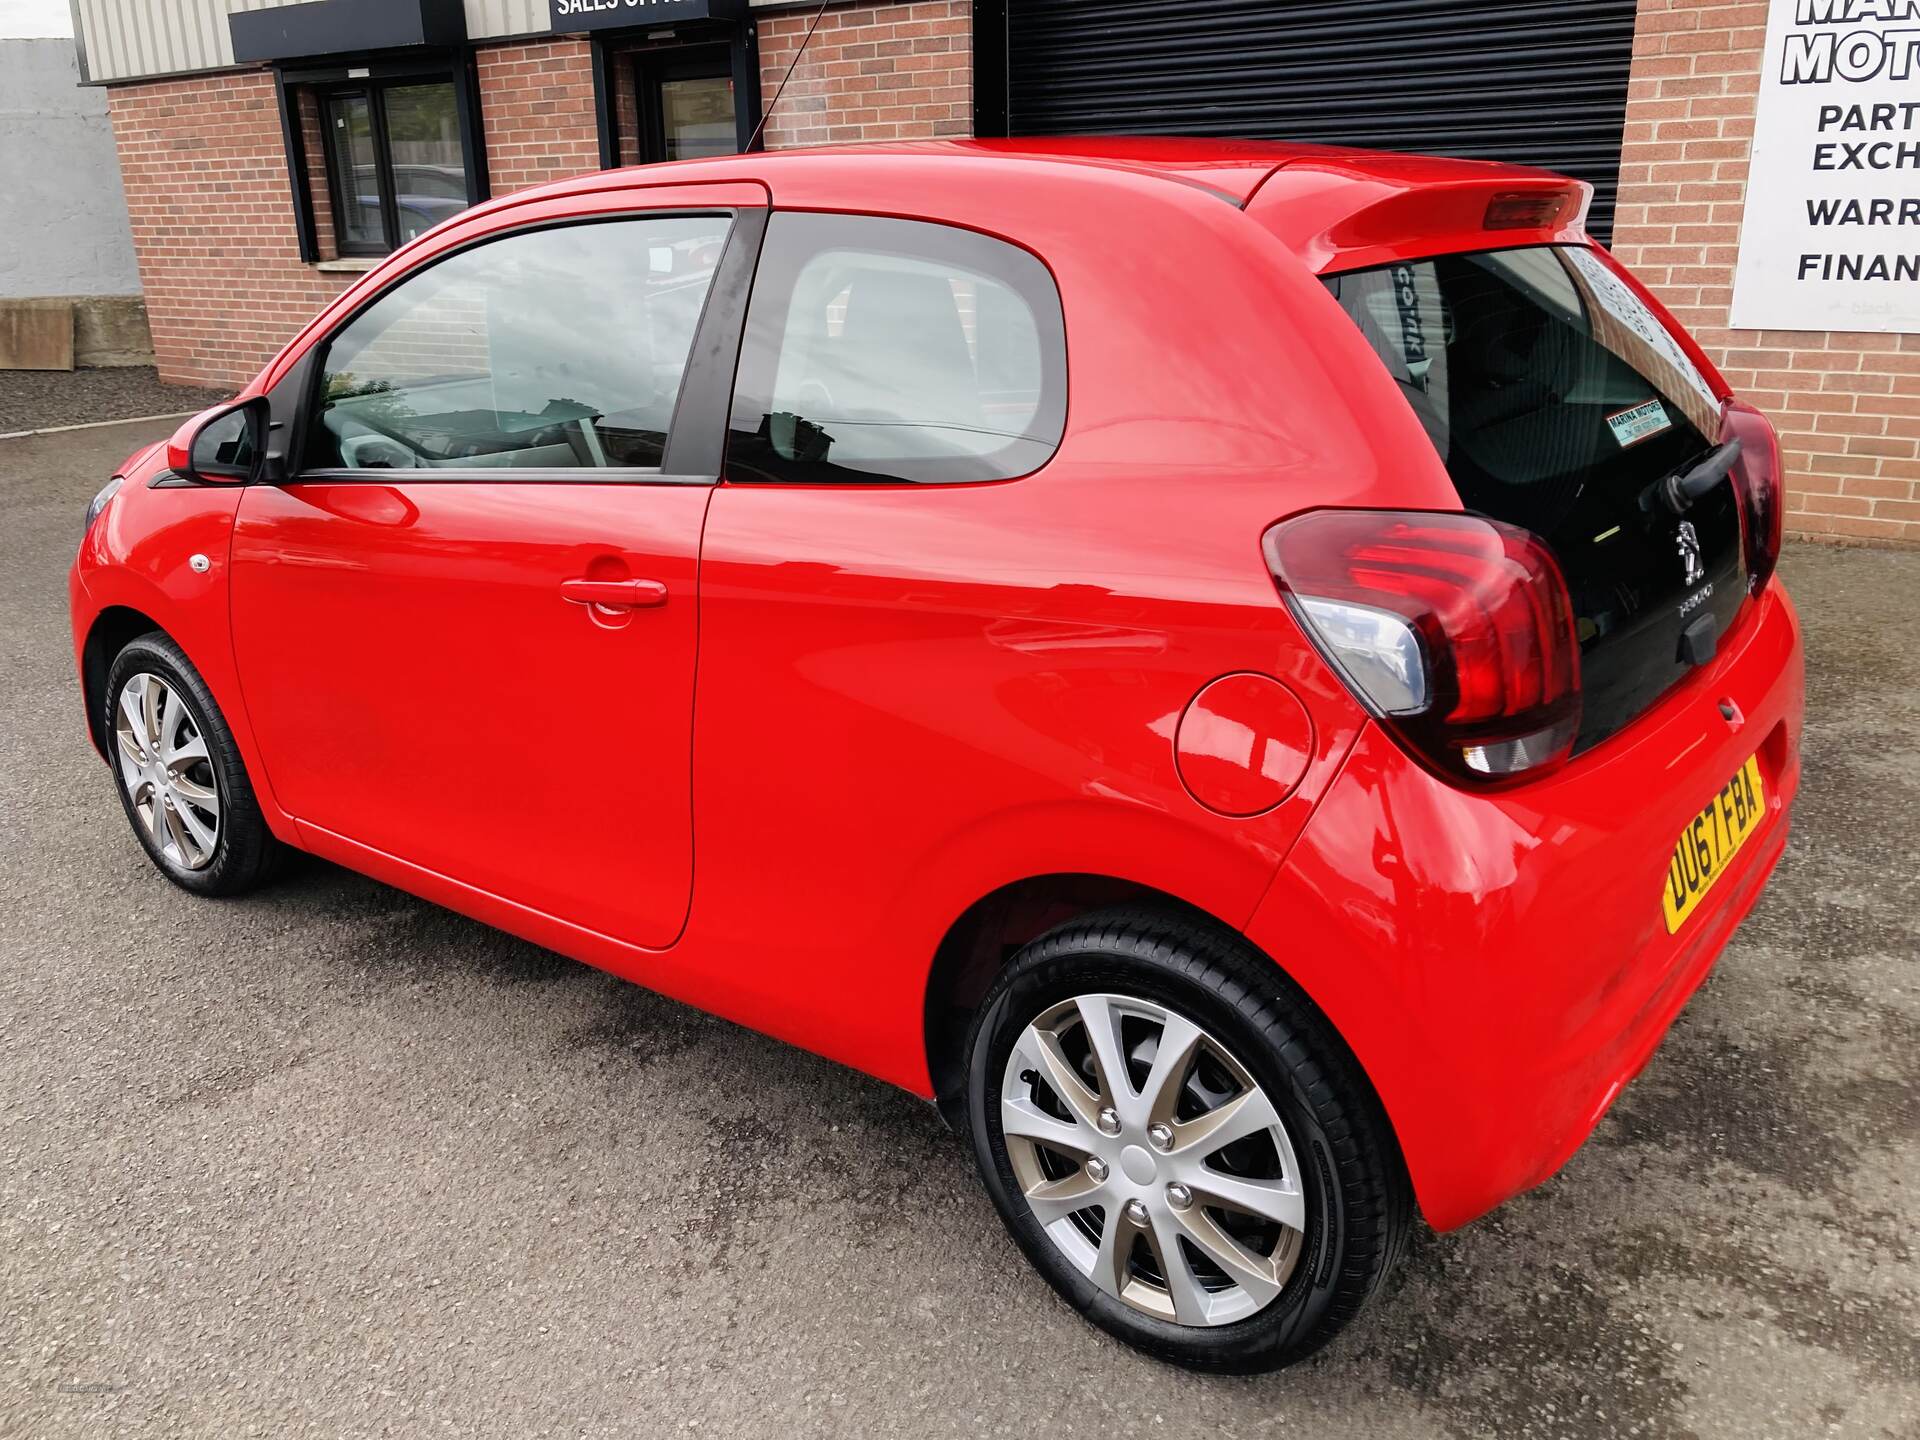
1251;161;1774;756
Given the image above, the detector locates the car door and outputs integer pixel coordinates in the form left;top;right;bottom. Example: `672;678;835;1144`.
229;197;763;949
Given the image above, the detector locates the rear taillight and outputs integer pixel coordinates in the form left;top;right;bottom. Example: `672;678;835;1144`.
1721;398;1784;595
1264;509;1582;784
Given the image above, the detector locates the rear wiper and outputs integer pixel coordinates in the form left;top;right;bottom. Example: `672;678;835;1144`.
1643;438;1742;516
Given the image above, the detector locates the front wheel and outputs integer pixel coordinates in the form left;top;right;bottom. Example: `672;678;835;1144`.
964;907;1410;1372
104;632;284;896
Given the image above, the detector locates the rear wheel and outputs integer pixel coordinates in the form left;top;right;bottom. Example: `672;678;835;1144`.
964;907;1409;1372
105;633;284;896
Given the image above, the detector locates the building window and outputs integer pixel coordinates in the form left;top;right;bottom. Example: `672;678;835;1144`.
317;79;472;256
592;30;759;170
638;47;739;162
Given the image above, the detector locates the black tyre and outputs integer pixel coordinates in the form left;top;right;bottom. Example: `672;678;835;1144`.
965;906;1410;1372
103;632;285;897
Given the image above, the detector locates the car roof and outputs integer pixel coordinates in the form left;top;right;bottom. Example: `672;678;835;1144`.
486;136;1569;211
425;138;1591;282
256;136;1592;399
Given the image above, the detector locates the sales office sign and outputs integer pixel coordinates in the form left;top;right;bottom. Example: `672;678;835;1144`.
1730;0;1920;332
550;0;746;29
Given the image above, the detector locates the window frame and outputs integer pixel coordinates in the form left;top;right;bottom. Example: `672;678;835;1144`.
724;212;1070;488
319;76;469;258
321;85;391;258
276;53;490;265
280;207;769;488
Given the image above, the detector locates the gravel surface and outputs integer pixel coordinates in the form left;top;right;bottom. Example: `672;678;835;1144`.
4;418;1918;1439
0;368;231;436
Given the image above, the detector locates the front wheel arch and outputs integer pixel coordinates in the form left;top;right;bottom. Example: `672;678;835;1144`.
82;606;169;762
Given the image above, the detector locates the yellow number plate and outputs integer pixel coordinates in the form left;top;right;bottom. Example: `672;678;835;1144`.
1662;754;1767;934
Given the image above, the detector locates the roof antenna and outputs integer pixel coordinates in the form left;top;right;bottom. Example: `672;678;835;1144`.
747;0;831;152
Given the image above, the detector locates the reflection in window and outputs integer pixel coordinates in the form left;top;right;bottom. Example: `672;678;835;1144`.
324;92;381;253
659;75;737;160
191;408;254;477
385;83;469;244
308;217;733;472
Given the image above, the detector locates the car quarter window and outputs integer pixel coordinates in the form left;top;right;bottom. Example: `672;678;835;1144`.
726;212;1066;485
305;214;733;474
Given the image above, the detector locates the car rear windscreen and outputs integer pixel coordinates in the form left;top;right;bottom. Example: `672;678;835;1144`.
1323;245;1745;754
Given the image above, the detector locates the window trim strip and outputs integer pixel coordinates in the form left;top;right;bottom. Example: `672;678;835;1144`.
291;468;716;486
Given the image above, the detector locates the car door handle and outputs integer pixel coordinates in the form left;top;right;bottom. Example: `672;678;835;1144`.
560;578;669;610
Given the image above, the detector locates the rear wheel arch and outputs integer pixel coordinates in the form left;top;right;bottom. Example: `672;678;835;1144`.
964;901;1415;1368
924;876;1198;1124
920;875;1409;1191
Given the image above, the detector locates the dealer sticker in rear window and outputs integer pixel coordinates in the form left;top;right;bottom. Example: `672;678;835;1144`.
1606;398;1673;449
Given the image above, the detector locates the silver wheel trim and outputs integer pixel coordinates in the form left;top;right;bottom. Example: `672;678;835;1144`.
113;672;221;871
1000;993;1307;1328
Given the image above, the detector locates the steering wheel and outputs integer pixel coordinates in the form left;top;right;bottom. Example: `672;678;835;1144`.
337;432;421;470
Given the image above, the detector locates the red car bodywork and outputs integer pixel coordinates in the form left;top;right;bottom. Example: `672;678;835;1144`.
69;140;1803;1233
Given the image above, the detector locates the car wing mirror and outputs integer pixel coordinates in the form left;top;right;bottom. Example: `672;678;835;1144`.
166;397;277;485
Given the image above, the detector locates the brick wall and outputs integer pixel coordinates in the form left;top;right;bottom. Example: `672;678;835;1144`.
610;45;642;167
757;1;969;148
474;38;599;193
1611;0;1920;545
107;71;356;389
107;39;609;388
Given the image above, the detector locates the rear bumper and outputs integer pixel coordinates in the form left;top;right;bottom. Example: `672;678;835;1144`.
1245;578;1804;1231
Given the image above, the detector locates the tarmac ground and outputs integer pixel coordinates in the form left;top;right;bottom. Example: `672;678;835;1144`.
3;418;1915;1438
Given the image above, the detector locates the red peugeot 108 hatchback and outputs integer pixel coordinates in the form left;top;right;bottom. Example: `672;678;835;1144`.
70;140;1802;1372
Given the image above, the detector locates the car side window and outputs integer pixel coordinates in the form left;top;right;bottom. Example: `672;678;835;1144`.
727;212;1066;485
306;215;733;473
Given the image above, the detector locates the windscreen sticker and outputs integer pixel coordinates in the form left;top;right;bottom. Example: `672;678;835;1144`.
1607;398;1674;449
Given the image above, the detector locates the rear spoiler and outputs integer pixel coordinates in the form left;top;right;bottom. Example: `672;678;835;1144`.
1247;162;1593;275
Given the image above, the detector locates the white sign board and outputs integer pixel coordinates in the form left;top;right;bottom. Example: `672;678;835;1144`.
1729;0;1920;334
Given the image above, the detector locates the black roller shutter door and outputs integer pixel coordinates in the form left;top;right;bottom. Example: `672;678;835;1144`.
1000;0;1637;243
